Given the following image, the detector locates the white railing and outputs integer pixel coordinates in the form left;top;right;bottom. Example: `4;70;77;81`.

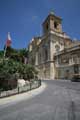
69;58;80;65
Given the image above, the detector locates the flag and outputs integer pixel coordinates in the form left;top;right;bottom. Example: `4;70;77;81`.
4;32;12;57
6;32;12;47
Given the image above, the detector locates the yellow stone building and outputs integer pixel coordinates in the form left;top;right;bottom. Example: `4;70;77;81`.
28;12;80;80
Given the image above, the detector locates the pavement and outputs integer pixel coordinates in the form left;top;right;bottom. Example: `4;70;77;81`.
0;80;80;120
0;82;46;107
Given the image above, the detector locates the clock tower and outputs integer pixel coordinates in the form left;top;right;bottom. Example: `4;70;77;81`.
42;11;62;35
42;11;65;79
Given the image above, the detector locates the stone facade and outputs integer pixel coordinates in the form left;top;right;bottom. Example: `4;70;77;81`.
28;12;80;80
54;43;80;79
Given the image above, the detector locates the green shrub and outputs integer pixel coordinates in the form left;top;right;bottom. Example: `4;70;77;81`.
0;59;38;90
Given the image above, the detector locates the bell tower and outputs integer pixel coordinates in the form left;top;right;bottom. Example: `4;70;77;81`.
42;11;62;34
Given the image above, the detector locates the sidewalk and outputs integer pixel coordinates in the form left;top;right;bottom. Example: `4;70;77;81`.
0;82;46;107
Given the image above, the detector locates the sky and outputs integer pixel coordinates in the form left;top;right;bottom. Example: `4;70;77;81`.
0;0;80;50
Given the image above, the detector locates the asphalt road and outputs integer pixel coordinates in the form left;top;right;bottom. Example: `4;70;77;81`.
0;80;80;120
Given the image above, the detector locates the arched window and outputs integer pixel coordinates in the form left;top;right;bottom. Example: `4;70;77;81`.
55;45;60;52
54;21;58;29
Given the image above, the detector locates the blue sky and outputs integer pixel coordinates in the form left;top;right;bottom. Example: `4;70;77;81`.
0;0;80;50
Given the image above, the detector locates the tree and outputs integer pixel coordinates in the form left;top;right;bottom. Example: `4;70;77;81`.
4;47;29;63
0;50;4;58
18;48;29;63
0;59;19;90
0;59;38;90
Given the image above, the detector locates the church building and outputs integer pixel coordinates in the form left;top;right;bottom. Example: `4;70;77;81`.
28;12;80;80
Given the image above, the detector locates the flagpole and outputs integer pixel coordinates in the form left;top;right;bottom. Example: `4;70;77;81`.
4;45;7;58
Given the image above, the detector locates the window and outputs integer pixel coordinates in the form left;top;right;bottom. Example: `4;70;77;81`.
61;56;69;64
45;49;48;61
73;56;77;64
55;45;60;52
31;58;35;65
46;23;48;30
38;53;41;63
74;65;79;74
54;21;58;29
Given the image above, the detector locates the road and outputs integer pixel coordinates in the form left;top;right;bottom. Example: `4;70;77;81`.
0;80;80;120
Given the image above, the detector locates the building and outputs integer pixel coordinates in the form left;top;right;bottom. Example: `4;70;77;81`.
28;12;80;80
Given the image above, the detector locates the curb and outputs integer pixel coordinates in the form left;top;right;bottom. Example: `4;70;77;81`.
0;82;46;107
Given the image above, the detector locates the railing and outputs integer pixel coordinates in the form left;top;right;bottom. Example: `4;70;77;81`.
0;79;41;99
55;60;80;68
69;61;80;65
55;63;69;68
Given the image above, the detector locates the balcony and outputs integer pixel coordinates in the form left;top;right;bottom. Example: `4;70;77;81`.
55;59;80;68
55;63;69;68
69;58;80;65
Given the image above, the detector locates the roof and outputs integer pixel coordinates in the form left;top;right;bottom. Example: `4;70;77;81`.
42;12;62;25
